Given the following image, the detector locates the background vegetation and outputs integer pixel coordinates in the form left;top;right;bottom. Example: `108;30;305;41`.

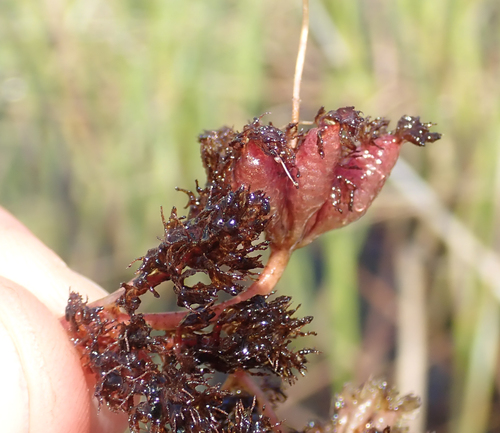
1;0;499;432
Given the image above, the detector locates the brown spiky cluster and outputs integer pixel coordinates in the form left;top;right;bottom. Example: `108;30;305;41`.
65;106;440;433
118;184;271;314
66;291;314;433
65;180;316;433
199;117;299;186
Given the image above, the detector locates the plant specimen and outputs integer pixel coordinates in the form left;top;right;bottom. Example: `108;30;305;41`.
63;2;441;432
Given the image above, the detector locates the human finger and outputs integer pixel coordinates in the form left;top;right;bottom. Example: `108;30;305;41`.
0;207;107;316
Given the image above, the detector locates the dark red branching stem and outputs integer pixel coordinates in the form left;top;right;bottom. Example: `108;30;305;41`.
88;287;124;309
78;248;290;331
213;248;290;311
140;248;289;331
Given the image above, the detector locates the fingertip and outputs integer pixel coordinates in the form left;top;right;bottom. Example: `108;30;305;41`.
0;206;109;316
0;277;92;432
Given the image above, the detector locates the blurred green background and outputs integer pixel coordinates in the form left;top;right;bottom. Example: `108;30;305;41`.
1;0;499;432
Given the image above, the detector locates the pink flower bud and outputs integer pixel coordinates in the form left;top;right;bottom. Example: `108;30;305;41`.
296;111;441;248
199;107;441;252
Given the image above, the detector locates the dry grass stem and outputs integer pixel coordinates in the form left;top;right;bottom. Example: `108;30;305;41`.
291;0;309;143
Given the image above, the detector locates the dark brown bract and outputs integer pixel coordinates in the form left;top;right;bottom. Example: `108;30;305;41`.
66;291;315;433
119;184;271;314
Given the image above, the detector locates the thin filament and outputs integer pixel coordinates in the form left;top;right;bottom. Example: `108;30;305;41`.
291;0;310;140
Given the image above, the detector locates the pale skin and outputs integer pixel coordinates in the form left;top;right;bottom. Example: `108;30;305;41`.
0;206;127;433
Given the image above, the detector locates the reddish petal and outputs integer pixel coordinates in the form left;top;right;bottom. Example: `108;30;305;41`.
232;141;291;246
294;112;441;249
285;122;342;250
298;134;403;248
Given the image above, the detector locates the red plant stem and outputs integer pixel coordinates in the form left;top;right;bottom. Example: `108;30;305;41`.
223;370;283;433
61;248;291;331
143;247;290;330
88;286;125;309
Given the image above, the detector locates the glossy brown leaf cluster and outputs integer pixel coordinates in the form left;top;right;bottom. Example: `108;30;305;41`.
119;184;271;314
65;179;316;433
66;289;315;433
187;295;316;380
